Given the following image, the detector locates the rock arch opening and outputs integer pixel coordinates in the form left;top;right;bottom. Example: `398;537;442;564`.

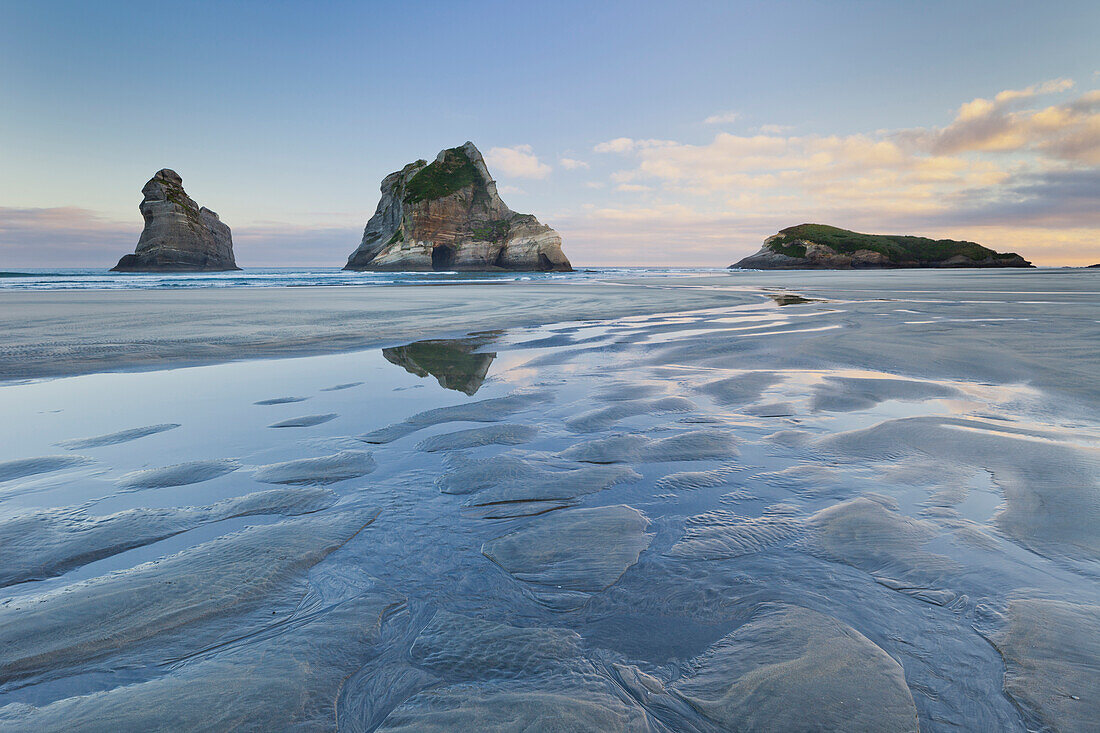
432;245;456;271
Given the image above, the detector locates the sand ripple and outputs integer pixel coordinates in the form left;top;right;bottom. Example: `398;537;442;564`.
0;512;375;682
415;424;538;452
0;487;336;587
360;391;553;444
268;413;338;428
57;424;180;449
252;450;375;485
482;505;652;597
561;429;737;464
0;455;90;483
672;604;919;731
115;459;240;489
409;611;582;678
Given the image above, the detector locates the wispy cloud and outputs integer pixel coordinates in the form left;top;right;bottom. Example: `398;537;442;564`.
484;144;552;179
703;110;740;125
593;137;677;154
0;207;359;267
594;137;637;153
552;205;785;267
0;207;136;267
559;157;589;170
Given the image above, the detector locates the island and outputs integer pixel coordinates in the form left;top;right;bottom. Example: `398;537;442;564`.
111;169;239;273
344;142;571;272
730;224;1032;269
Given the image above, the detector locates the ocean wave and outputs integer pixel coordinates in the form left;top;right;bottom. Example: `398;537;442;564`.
0;267;729;291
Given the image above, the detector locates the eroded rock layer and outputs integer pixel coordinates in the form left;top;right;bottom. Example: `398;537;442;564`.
344;142;571;272
111;169;238;272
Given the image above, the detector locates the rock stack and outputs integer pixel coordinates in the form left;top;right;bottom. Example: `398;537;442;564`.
111;169;238;272
344;142;571;272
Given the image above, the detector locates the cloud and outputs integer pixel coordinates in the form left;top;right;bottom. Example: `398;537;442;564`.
589;83;1099;245
936;168;1100;228
0;206;359;267
612;131;1004;198
593;137;677;154
484;144;551;179
559;157;589;170
900;80;1100;164
756;124;793;134
551;204;789;267
0;207;137;267
704;110;740;125
594;137;637;153
497;184;526;195
567;81;1100;266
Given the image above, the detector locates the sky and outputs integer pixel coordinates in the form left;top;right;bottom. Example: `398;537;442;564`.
1;0;1099;267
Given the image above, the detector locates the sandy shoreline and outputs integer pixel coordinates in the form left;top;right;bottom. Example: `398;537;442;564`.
0;268;1096;385
0;276;768;382
0;269;1097;729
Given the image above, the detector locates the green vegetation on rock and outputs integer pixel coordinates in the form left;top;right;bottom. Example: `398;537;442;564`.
769;240;808;258
403;148;480;204
471;218;512;242
158;176;204;231
767;224;1009;263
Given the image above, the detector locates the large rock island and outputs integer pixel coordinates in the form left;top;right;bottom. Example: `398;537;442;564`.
344;142;571;272
731;224;1032;269
112;169;238;272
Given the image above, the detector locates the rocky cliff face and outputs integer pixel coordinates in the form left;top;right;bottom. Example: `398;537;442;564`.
344;142;571;272
731;224;1032;270
111;169;238;272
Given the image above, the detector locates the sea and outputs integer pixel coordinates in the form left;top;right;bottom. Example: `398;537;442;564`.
0;267;730;291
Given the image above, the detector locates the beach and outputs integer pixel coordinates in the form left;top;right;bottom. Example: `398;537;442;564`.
0;273;752;381
0;268;1097;730
2;268;1097;392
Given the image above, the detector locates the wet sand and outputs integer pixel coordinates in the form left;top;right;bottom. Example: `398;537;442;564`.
0;269;1097;731
0;276;757;381
3;268;1095;387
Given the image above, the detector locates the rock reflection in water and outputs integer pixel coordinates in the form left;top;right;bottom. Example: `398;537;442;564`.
766;292;823;306
381;333;499;395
